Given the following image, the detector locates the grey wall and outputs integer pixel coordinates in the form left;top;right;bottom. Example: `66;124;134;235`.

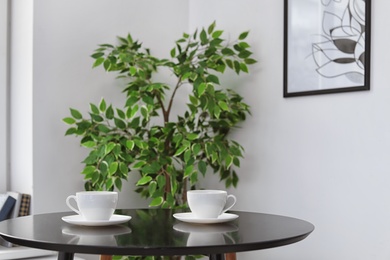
9;0;390;259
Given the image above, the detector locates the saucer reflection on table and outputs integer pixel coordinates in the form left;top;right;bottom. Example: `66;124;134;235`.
62;225;131;246
62;214;131;226
173;212;238;224
173;222;238;233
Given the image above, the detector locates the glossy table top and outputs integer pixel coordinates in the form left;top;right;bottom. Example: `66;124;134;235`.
0;209;314;256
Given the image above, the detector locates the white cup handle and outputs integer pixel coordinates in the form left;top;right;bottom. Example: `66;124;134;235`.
222;194;236;213
66;195;81;215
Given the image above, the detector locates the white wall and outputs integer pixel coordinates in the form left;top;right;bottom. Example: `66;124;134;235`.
0;0;9;192
9;0;390;259
191;0;390;259
30;0;189;213
9;0;33;195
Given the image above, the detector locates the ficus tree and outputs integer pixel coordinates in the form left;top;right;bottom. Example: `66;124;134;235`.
63;22;255;259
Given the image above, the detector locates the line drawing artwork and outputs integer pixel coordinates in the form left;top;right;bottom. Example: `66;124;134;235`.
312;0;366;84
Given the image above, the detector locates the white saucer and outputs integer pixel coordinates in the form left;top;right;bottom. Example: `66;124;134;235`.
62;214;131;226
173;212;238;224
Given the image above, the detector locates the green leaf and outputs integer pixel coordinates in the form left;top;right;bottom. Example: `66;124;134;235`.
91;52;104;59
234;60;241;74
149;196;163;207
133;161;147;169
197;83;207;96
184;150;192;163
232;171;239;187
105;142;116;154
226;155;233;169
90;113;103;122
189;95;199;106
206;74;220;85
233;156;240;167
142;95;154;105
200;29;208;44
126;140;135;150
238;50;252;59
198;161;207;176
63;117;75;125
184;165;194;177
157;175;166;187
127;33;133;43
65;128;77;135
115;178;122;190
106;178;114;190
170;47;176;58
207;21;216;34
81;141;96;148
70;109;82;120
103;59;111;71
140;106;148;118
214;106;221;118
109;162;118;175
97;124;110;133
129;104;139;118
239;31;249;40
221;48;235;56
190;171;198;184
225;59;233;69
105;106;114;119
116;109;125;119
174;146;187;156
186;133;199;141
136;175;153;186
129;66;137;76
92;57;104;68
149;181;157;196
114;118;126;129
126;96;138;107
129;117;140;128
192;143;201;155
218;101;229;111
119;162;128;175
244;58;257;65
240;62;249;73
91;171;100;184
212;30;223;39
82;166;96;174
99;99;107;112
90;103;99;114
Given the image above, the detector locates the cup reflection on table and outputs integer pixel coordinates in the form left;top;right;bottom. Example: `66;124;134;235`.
173;222;238;246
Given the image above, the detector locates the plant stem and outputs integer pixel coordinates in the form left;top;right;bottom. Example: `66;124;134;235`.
165;76;182;123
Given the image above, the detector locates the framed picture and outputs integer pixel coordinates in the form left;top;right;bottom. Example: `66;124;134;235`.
283;0;371;97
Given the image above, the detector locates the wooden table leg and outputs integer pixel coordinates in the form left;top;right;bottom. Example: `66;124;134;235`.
100;255;112;260
225;252;237;260
58;252;74;260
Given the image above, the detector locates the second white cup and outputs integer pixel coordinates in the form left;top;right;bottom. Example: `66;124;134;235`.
187;190;236;219
66;191;118;221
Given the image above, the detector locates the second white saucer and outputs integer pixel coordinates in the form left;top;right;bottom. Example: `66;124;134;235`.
173;212;238;224
62;214;131;226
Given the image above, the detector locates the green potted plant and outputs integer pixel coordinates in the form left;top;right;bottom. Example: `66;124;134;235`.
63;21;256;259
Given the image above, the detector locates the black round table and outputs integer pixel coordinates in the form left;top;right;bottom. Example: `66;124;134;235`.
0;209;314;260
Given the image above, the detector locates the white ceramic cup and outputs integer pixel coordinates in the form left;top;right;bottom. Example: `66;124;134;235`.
66;191;118;221
187;190;236;218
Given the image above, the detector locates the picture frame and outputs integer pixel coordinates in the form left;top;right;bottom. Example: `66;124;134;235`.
283;0;371;97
